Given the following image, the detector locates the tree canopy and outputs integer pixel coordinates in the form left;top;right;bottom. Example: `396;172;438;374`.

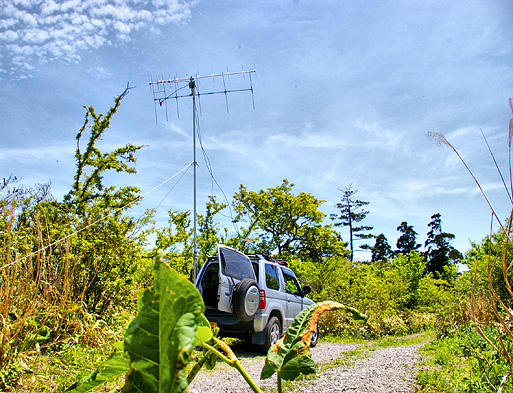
233;179;347;260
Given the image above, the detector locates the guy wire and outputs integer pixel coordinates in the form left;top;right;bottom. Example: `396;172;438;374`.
3;163;194;269
195;107;240;235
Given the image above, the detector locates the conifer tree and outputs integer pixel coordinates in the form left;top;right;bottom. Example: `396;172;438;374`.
330;184;374;261
425;213;462;277
371;233;393;262
396;221;421;256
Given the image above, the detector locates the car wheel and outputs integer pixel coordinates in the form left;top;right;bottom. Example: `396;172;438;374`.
233;278;260;322
262;316;281;353
310;323;319;348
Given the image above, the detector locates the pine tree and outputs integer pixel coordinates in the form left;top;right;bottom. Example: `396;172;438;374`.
330;184;374;261
371;233;393;262
396;221;421;255
425;213;462;277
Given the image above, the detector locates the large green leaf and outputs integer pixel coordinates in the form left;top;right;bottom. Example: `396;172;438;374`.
65;343;128;393
261;301;367;381
123;251;205;393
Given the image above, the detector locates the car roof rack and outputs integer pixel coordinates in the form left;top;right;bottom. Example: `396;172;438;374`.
221;251;289;267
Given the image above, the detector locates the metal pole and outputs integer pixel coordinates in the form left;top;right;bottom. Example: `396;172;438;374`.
190;78;198;282
149;71;256;282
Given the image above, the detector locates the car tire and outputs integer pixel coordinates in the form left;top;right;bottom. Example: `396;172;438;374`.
262;316;281;353
310;323;319;348
233;278;260;322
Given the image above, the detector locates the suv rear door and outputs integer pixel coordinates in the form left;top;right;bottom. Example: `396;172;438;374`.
217;245;257;313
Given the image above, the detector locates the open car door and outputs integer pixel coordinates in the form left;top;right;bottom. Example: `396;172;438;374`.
217;245;260;321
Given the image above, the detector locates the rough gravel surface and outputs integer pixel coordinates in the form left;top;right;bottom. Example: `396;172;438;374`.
188;340;425;393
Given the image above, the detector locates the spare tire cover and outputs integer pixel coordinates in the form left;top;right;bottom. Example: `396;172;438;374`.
233;278;260;322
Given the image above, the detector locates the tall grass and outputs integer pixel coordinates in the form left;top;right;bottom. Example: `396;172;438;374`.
0;181;111;389
427;98;513;390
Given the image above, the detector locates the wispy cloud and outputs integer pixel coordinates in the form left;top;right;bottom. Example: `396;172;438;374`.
0;143;75;161
0;0;193;74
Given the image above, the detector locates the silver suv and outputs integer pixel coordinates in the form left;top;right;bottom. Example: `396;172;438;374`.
194;245;316;352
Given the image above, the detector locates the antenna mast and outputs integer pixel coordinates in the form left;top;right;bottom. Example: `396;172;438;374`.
150;69;256;281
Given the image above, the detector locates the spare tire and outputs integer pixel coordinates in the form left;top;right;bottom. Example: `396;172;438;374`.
233;278;260;322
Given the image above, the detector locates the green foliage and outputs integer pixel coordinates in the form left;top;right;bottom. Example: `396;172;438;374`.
65;343;128;393
233;179;346;260
62;85;150;315
418;324;513;393
291;252;454;339
155;210;194;277
417;332;470;392
393;252;428;308
154;196;229;276
123;251;205;393
466;231;513;308
65;85;142;213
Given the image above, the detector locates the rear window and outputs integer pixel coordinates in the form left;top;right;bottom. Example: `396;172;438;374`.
219;247;255;280
265;263;280;291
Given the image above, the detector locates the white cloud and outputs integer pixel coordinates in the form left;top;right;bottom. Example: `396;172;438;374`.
0;144;75;162
0;0;193;74
0;30;18;42
445;126;476;141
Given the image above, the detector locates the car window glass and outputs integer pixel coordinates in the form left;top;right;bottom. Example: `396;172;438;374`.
201;263;219;308
265;263;280;291
219;247;254;280
283;271;301;295
252;261;259;279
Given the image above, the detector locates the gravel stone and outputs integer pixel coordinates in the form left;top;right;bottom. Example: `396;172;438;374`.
188;341;424;393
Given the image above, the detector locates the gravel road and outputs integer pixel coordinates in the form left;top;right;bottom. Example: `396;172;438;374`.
189;340;425;393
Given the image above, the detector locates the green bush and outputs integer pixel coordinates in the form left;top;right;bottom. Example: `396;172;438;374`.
292;253;456;338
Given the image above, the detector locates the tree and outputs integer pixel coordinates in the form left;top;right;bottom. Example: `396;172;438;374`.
65;84;142;214
371;233;393;262
62;84;151;315
233;179;346;259
395;221;421;256
330;184;374;261
294;224;349;262
154;195;230;276
425;213;462;278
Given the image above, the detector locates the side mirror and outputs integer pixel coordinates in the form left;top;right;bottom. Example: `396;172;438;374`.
302;285;312;296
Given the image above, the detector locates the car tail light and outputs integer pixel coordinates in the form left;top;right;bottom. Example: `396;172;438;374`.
259;289;266;309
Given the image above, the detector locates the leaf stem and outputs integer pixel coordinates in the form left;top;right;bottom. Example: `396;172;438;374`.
201;340;264;393
187;349;214;384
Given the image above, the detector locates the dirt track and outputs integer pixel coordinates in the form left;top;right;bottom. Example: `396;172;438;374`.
189;340;425;392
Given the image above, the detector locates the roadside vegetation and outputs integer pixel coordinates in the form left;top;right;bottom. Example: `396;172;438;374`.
1;89;512;392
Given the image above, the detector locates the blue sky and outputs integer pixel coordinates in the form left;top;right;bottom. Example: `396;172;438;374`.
1;0;512;259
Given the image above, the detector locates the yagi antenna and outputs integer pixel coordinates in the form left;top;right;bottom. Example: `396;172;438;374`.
150;69;256;121
149;68;256;282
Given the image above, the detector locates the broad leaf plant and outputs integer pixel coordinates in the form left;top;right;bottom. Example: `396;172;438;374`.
65;252;367;393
